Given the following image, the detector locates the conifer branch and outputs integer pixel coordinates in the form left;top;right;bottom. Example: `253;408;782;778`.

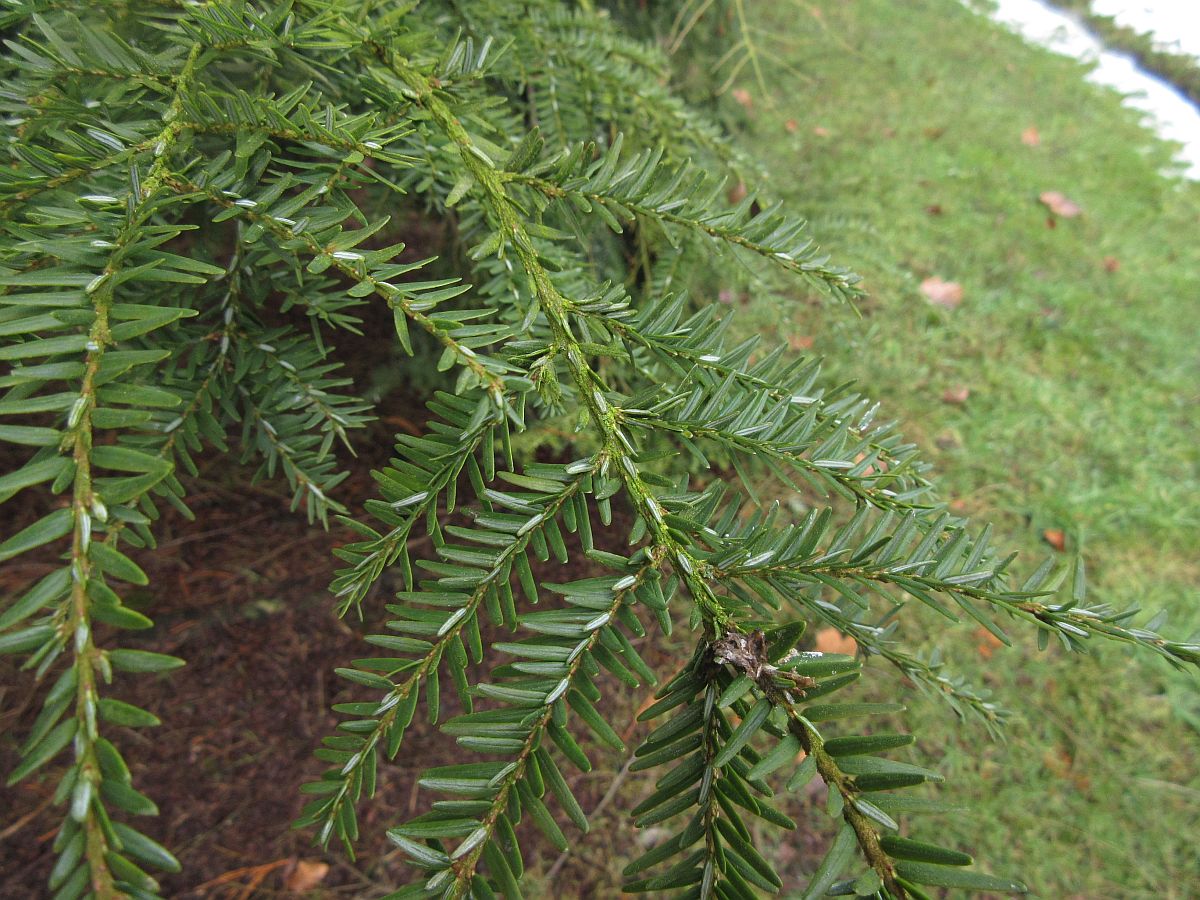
578;303;928;489
434;563;656;896
373;46;730;632
302;463;597;848
2;6;1193;896
505;161;862;299
0;139;158;211
163;175;512;399
787;707;904;898
329;401;500;615
53;42;202;898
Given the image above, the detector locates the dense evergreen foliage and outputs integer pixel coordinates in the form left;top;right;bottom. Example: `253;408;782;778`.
1;2;1196;897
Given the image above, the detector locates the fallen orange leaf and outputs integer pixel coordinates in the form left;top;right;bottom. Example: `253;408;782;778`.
920;276;963;310
1042;528;1067;552
284;860;330;893
1043;748;1068;775
852;451;878;476
1041;746;1087;790
1039;191;1082;218
731;88;754;110
974;626;1004;660
814;627;857;655
941;385;970;405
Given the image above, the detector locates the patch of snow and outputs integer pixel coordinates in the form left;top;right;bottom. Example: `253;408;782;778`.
984;0;1200;178
1091;1;1200;60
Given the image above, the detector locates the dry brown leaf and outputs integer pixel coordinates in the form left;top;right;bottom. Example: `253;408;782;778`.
812;125;831;138
935;430;961;450
920;276;963;310
814;627;857;655
1042;528;1067;552
1040;744;1090;787
1039;191;1082;218
731;88;754;110
1042;747;1073;778
1021;126;1041;147
974;627;1004;660
941;385;970;405
852;451;877;477
284;860;330;893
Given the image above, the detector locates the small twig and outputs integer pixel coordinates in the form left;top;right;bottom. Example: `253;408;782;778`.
186;856;291;897
0;792;55;841
152;512;275;551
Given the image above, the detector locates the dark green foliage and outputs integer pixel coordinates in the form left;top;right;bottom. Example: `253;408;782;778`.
1;2;1196;898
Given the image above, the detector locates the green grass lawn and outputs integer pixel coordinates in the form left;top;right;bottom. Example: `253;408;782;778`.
666;0;1200;896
